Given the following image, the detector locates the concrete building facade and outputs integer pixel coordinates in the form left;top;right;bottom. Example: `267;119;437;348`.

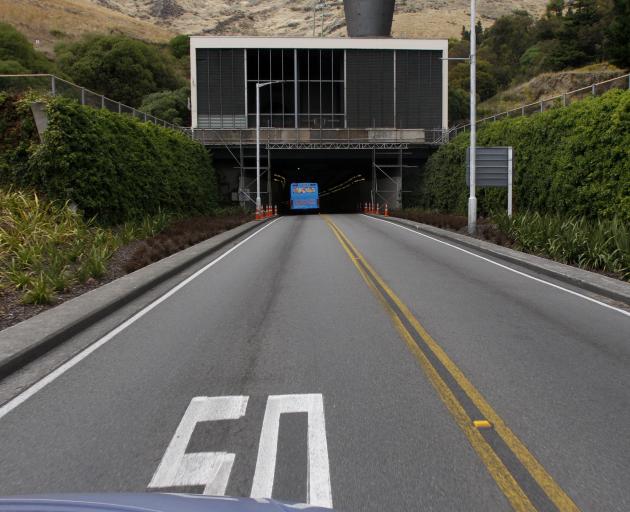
189;36;448;211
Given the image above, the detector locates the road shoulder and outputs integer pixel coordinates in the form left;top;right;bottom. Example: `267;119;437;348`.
0;219;271;380
367;214;630;307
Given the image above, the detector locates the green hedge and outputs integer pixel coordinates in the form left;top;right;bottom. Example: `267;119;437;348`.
410;89;630;222
1;95;217;224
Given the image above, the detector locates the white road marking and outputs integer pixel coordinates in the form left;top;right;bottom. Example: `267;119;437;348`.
148;396;249;495
0;219;281;421
364;215;630;318
251;394;332;509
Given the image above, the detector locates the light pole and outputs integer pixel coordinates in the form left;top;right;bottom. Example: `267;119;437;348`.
256;80;283;212
467;0;477;234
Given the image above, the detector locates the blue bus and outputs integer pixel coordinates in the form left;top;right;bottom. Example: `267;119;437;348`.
290;183;319;210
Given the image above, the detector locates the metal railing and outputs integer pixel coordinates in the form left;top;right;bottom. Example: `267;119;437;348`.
448;72;630;140
193;127;448;147
0;74;191;136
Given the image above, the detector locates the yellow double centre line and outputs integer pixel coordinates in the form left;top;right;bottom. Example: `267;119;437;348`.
322;215;579;512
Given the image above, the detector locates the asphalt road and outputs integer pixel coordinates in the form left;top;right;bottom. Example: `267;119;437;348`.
1;214;629;511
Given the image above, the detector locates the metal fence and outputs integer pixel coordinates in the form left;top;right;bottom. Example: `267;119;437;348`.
448;72;630;140
0;74;191;136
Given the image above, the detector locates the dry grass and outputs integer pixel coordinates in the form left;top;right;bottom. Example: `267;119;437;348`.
13;0;550;41
479;63;626;114
0;0;549;50
0;0;174;55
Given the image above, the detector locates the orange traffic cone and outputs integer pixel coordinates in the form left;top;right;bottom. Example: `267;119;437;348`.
273;205;277;216
384;204;389;216
376;203;380;215
255;207;262;220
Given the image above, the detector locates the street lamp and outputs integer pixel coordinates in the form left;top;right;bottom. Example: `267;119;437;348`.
467;0;477;234
256;80;284;212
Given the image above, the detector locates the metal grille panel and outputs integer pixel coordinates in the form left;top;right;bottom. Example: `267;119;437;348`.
346;50;395;128
395;50;442;129
196;49;245;128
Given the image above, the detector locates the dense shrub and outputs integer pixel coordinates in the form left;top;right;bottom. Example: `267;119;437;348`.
56;34;184;107
1;95;218;224
0;23;56;74
411;89;630;222
140;87;190;126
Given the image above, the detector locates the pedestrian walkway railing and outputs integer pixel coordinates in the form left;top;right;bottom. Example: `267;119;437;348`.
0;74;191;136
448;72;630;140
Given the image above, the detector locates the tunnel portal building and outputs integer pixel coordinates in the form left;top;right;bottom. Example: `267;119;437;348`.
190;36;448;212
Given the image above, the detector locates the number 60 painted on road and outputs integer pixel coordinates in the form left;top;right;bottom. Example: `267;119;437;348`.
148;394;332;508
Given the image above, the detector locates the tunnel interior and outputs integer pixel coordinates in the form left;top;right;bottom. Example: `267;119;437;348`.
270;150;371;214
212;147;435;214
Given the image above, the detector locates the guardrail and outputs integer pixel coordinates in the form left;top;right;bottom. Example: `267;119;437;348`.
0;74;191;135
193;127;449;147
448;72;630;140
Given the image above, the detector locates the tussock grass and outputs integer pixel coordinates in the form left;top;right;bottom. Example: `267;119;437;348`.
0;188;170;304
391;208;630;281
495;212;630;280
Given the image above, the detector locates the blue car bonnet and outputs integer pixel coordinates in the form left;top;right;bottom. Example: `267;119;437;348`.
0;493;334;512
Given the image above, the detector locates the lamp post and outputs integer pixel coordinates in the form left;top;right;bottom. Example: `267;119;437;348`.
467;0;477;234
256;80;284;212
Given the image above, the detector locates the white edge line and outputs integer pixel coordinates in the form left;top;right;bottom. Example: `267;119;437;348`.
364;215;630;318
0;219;282;420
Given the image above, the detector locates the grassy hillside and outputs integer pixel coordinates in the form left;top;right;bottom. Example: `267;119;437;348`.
479;63;626;115
0;0;174;56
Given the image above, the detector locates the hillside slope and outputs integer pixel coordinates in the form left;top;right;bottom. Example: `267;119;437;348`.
2;0;549;47
95;0;548;38
0;0;174;55
479;63;626;115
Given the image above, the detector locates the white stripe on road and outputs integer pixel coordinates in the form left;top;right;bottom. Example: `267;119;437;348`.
364;215;630;318
251;394;332;509
0;219;281;421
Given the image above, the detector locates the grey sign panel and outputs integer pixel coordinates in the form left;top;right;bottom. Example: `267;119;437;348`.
466;146;511;187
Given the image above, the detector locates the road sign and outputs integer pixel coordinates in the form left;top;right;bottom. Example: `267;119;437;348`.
466;146;513;216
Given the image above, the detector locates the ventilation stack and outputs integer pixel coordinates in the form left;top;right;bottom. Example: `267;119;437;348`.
343;0;395;37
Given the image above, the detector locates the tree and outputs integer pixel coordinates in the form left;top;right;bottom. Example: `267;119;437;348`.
461;20;485;44
169;35;190;60
140;87;190;126
519;39;563;76
606;0;630;68
478;11;536;87
449;60;499;101
546;0;565;17
56;35;183;107
551;0;605;68
0;23;55;73
0;60;29;74
448;88;470;124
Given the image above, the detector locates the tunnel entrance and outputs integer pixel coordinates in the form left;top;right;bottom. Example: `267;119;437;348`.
211;147;436;214
271;150;369;214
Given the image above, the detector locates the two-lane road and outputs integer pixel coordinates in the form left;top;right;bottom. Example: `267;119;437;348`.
1;214;629;511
